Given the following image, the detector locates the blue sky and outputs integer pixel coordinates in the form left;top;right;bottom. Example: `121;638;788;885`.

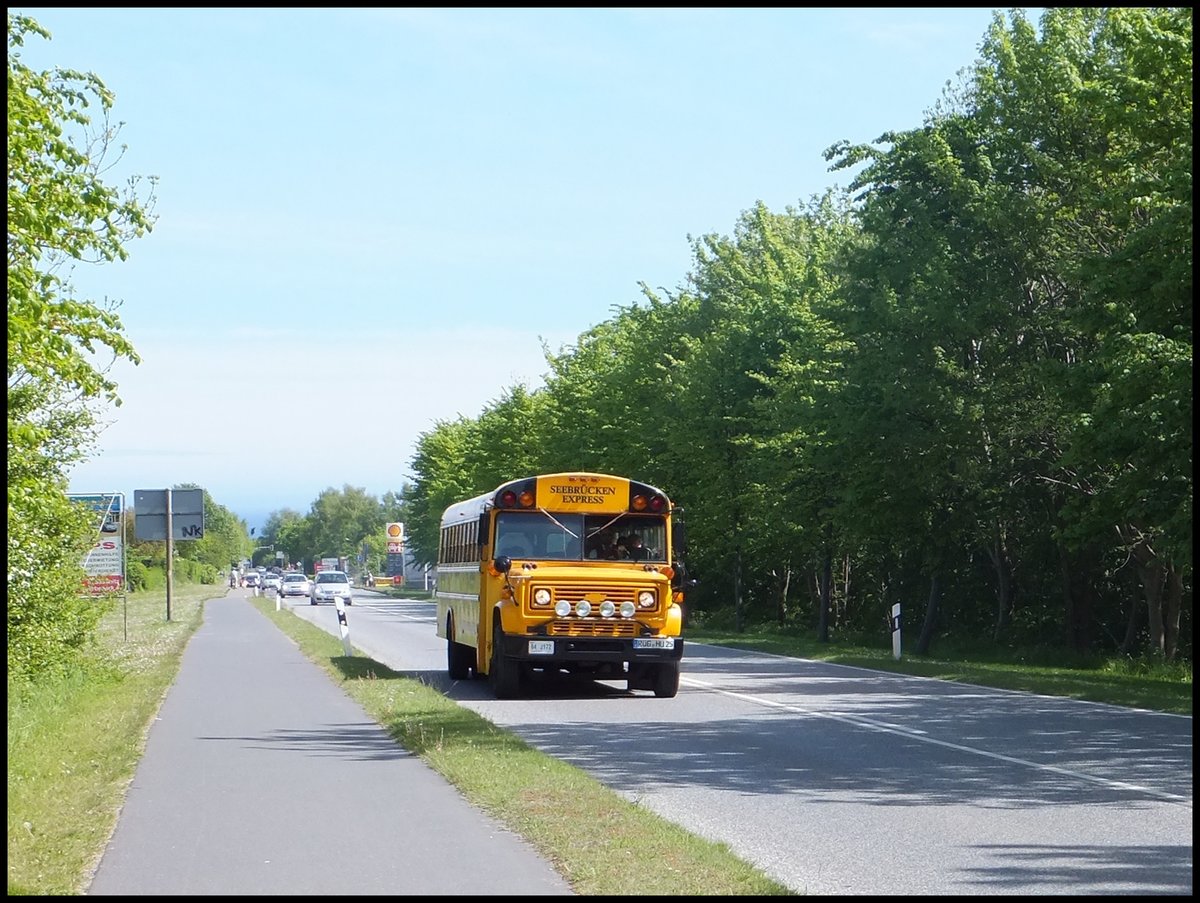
14;7;1034;530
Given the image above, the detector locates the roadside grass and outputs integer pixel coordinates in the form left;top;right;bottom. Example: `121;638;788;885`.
250;597;793;896
684;621;1192;716
7;583;218;896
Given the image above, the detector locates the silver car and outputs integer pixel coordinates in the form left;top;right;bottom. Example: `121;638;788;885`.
280;572;311;598
261;572;283;593
310;570;352;606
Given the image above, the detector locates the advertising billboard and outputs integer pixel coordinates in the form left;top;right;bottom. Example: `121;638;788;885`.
68;493;126;597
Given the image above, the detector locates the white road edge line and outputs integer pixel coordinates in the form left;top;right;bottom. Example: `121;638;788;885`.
680;675;1192;807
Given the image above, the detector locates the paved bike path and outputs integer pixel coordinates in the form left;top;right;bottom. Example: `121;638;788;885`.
86;590;573;895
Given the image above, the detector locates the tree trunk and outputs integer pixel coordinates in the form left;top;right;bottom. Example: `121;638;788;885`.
734;551;744;633
1119;586;1141;655
1164;568;1182;662
985;529;1014;641
1059;544;1097;654
817;550;832;643
914;572;941;656
1120;523;1182;661
1136;555;1167;657
776;565;791;627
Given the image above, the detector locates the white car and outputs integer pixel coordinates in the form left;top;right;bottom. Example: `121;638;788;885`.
280;572;311;598
261;572;283;593
310;570;352;606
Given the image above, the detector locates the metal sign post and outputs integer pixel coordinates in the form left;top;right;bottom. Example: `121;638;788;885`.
165;491;173;621
135;488;205;622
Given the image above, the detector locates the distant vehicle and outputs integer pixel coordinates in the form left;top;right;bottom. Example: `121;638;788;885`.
280;573;311;598
261;572;283;593
243;572;262;588
310;570;352;606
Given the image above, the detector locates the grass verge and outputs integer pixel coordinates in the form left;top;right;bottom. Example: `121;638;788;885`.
7;583;217;896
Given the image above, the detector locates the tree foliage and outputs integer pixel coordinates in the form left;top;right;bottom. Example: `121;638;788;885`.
402;8;1190;662
7;13;156;680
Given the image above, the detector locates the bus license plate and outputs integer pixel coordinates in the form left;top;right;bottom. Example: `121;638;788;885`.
633;638;675;650
528;640;555;655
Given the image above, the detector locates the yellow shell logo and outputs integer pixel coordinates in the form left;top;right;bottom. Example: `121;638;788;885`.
386;523;403;538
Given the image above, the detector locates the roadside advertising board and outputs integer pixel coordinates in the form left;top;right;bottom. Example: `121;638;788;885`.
68;492;126;597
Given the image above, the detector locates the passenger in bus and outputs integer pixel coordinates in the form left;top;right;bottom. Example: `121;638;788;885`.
625;535;651;561
496;536;531;558
586;528;619;559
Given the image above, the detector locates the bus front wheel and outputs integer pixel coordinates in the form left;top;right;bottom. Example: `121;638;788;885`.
490;617;520;699
652;661;680;698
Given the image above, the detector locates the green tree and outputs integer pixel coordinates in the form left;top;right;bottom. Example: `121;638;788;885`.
405;417;483;568
824;7;1191;657
303;485;383;568
7;13;156;679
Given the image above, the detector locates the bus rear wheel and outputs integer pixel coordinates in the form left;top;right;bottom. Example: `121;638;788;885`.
652;661;680;698
446;616;473;680
490;617;520;699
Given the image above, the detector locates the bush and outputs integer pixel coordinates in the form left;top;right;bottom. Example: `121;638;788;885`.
125;559;148;592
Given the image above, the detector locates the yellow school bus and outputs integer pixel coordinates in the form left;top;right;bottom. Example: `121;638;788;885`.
435;472;687;698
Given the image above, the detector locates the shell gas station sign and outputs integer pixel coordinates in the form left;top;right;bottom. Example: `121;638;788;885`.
385;523;405;581
386;522;404;553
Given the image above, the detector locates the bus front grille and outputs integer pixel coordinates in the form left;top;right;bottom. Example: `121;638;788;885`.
548;584;641;604
547;620;639;638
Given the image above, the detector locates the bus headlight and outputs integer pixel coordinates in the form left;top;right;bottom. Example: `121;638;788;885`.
619;600;636;618
576;600;592;618
599;600;615;618
638;590;656;609
555;600;572;618
533;588;552;606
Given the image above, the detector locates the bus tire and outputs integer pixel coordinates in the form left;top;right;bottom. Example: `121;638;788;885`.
447;615;473;680
490;616;520;699
652;661;680;698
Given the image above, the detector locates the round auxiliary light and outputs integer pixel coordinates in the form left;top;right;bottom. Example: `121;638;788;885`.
649;496;664;512
499;490;518;506
599;600;615;618
619;600;636;618
518;490;535;508
534;588;551;606
638;590;656;609
555;600;572;618
631;494;647;511
575;600;592;618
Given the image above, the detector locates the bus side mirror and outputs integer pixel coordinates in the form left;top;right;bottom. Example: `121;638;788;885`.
671;521;687;555
671;559;688;590
493;556;512;574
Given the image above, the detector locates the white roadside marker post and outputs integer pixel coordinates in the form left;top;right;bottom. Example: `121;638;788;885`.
333;594;352;656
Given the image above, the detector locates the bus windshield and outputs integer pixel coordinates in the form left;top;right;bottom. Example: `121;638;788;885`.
494;511;667;562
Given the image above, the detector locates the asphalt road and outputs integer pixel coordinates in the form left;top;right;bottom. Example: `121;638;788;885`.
85;590;574;895
291;590;1193;896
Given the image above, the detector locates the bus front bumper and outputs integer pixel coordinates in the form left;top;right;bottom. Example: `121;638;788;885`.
498;633;684;665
